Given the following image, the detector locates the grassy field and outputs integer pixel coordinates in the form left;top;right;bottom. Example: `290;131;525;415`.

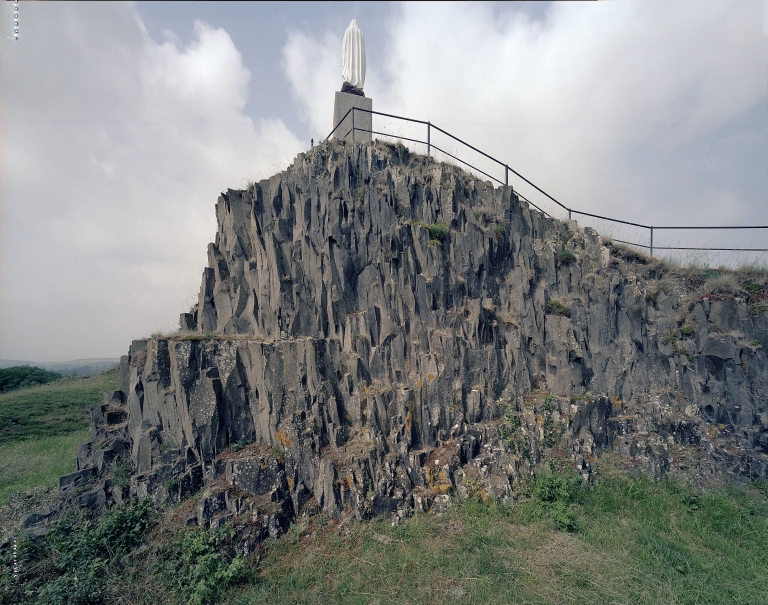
0;430;89;505
0;366;119;443
0;366;119;505
236;471;768;605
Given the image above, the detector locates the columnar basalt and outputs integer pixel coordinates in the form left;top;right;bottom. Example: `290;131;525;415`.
61;140;767;537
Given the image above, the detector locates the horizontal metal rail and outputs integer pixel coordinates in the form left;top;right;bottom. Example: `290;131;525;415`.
325;105;767;257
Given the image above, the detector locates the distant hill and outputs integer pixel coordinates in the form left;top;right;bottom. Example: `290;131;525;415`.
0;358;120;376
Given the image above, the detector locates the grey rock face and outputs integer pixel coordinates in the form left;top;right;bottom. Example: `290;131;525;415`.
60;140;767;530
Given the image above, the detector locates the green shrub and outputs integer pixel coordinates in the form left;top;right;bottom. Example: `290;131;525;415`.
748;304;767;317
494;224;505;240
428;238;441;247
156;527;253;605
528;467;582;531
427;222;448;241
680;325;695;336
558;250;577;265
32;499;155;605
0;366;62;393
546;300;571;317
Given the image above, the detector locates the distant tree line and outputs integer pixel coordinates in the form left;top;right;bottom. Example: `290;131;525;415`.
0;365;62;393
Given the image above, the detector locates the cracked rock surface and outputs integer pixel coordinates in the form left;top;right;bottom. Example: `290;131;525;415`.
57;140;767;534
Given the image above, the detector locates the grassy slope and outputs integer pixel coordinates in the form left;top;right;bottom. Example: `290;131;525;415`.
0;366;119;504
237;473;768;605
0;366;119;443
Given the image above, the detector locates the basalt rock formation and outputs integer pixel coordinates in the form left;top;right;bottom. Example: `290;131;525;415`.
54;140;767;540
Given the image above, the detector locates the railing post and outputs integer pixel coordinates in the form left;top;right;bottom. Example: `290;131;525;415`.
427;122;431;156
568;208;572;220
650;226;654;258
351;108;355;142
505;165;508;187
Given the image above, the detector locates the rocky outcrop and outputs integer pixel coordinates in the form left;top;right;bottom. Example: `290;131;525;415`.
62;140;767;534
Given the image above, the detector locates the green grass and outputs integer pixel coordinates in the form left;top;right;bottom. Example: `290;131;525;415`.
0;365;119;443
0;366;119;505
231;470;768;605
4;449;768;604
0;430;88;505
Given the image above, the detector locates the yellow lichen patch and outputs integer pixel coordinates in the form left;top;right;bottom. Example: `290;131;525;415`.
417;379;423;388
611;395;623;408
286;477;294;490
363;385;373;395
276;429;293;447
706;426;718;439
427;373;436;382
535;415;543;426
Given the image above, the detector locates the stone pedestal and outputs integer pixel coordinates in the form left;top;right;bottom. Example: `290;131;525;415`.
332;92;372;142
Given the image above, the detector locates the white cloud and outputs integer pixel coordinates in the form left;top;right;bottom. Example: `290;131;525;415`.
283;30;341;138
284;1;767;238
0;3;303;360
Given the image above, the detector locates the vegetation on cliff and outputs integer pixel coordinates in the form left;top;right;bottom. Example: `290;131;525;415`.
3;457;767;605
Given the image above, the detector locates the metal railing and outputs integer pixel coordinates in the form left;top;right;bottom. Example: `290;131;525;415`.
327;107;768;257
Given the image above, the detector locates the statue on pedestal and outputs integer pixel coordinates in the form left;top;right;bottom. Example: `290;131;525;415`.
332;19;372;141
341;19;365;97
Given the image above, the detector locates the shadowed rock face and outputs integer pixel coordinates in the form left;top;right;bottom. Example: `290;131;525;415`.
69;140;767;530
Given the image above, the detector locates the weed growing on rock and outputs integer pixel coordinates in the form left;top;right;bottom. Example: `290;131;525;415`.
498;401;529;460
546;300;571;317
558;250;577;265
427;222;448;241
109;457;131;490
680;325;695;336
230;438;249;453
494;223;505;240
412;221;448;242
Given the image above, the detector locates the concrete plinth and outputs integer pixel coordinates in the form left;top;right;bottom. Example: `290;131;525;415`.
332;92;372;142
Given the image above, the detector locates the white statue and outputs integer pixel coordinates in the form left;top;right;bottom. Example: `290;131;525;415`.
341;19;366;95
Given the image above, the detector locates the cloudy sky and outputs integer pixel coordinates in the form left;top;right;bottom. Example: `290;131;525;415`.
1;1;766;362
